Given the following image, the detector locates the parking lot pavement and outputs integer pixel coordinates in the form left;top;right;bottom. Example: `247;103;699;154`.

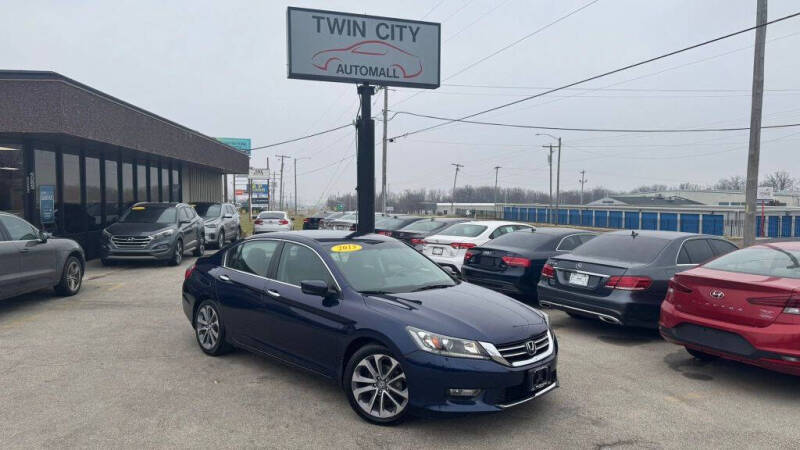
1;257;799;449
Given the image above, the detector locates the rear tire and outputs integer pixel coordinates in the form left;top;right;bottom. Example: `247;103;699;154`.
55;256;83;296
686;347;718;361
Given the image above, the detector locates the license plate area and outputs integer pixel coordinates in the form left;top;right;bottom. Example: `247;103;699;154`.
432;247;444;256
569;272;589;287
527;366;553;392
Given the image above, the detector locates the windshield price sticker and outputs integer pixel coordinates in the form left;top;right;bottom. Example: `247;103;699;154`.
132;206;145;210
331;244;363;253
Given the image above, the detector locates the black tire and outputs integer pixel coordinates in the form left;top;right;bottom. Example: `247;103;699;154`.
344;344;409;425
54;256;83;296
686;347;718;361
193;234;205;257
194;300;232;356
217;230;225;249
169;239;183;266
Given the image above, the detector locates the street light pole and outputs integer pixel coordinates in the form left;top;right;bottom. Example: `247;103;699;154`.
579;170;587;205
450;163;463;215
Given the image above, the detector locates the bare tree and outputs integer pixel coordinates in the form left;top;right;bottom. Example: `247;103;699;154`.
760;170;795;191
714;175;745;191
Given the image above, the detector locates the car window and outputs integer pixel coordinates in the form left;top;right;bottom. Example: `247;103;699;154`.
276;243;333;286
677;246;691;264
226;240;280;277
485;231;557;250
400;220;448;233
704;245;800;279
490;225;514;239
709;239;737;256
556;235;583;251
513;225;532;231
438;223;487;238
578;234;596;244
178;208;191;222
194;204;221;218
0;215;39;240
258;212;286;219
682;239;714;265
571;234;670;264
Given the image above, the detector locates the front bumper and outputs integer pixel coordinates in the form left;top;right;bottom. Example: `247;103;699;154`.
537;282;660;328
401;340;559;413
660;301;800;376
101;240;175;260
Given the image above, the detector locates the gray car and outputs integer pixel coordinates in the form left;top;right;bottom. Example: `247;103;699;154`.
195;202;241;248
0;212;85;301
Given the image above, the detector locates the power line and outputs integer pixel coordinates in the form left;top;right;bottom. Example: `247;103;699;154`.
250;123;352;151
390;111;800;133
390;10;800;140
441;83;800;93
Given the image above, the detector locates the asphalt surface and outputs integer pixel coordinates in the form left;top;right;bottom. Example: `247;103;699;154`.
1;253;798;449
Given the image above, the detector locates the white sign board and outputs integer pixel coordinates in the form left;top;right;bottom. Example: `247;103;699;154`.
757;186;774;201
287;7;440;88
249;167;268;178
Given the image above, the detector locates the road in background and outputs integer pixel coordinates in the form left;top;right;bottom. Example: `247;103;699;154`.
0;258;797;448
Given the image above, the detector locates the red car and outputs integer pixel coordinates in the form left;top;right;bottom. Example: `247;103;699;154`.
660;241;800;376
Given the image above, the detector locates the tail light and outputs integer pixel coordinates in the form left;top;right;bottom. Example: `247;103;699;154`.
278;219;289;225
184;263;196;280
378;231;392;236
501;256;531;267
450;242;476;249
664;278;693;304
303;218;310;223
254;219;263;225
464;250;475;263
748;294;800;315
541;263;555;279
411;238;424;245
605;276;652;291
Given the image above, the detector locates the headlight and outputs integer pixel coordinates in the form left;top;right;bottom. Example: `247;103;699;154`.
151;229;174;239
407;326;489;359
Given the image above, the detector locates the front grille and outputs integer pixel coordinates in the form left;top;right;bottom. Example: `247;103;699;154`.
496;331;550;365
111;235;152;249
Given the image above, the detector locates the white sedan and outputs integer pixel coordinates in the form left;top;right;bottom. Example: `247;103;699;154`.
253;211;292;234
421;221;535;274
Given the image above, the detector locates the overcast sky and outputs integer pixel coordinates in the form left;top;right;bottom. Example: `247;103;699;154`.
4;0;800;206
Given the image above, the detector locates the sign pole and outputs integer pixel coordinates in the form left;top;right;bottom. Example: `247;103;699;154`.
356;83;375;234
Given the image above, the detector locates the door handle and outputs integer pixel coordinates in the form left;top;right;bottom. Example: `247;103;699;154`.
19;248;30;253
219;274;231;282
266;289;280;298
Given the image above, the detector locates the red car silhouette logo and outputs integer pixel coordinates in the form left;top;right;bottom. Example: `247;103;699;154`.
312;40;423;79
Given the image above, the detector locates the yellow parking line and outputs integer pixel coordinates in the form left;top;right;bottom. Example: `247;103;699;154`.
107;282;126;291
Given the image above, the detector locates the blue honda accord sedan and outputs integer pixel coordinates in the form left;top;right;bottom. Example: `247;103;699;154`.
182;230;557;424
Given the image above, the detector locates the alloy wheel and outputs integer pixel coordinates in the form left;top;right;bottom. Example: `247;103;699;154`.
218;231;225;248
175;241;183;264
351;354;408;420
196;305;220;350
66;260;81;292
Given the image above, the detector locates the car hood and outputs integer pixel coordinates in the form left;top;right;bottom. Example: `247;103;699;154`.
106;222;175;236
203;217;220;224
364;282;547;344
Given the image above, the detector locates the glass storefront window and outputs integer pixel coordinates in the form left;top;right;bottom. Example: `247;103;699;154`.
137;162;147;202
171;168;180;202
63;152;84;234
161;167;169;202
34;149;57;233
86;157;102;231
0;142;25;216
150;162;159;202
123;162;134;208
105;159;119;225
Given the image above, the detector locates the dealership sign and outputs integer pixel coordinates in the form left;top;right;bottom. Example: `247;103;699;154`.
287;7;440;88
216;137;252;157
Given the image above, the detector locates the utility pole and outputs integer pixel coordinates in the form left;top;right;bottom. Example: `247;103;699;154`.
293;157;311;216
542;144;554;223
493;166;501;218
381;86;389;214
744;0;768;247
578;170;587;205
538;134;561;224
450;163;463;215
270;170;278;211
275;154;290;210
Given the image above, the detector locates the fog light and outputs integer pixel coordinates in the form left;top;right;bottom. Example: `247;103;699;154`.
447;388;482;397
782;356;800;363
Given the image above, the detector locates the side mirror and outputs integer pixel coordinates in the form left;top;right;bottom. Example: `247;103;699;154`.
300;279;333;297
39;231;50;243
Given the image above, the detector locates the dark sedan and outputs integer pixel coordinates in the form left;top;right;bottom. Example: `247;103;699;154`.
0;212;85;301
462;228;596;303
303;214;326;230
182;231;557;424
392;217;468;251
374;215;424;236
537;230;737;328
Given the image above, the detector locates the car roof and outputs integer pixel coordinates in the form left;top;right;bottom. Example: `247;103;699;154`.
604;229;714;240
755;240;800;250
458;220;527;227
133;202;181;207
531;227;595;236
246;230;395;245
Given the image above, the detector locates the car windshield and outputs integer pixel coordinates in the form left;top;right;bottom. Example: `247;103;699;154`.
258;212;285;219
194;203;221;218
338;213;357;221
326;240;456;293
399;220;450;233
570;234;669;264
704;245;800;279
437;223;487;238
119;206;177;224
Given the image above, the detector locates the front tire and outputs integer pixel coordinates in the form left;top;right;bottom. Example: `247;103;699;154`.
344;344;409;425
169;239;183;266
55;256;83;296
217;230;225;249
194;300;231;356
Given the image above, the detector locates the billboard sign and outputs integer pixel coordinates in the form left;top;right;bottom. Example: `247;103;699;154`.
217;137;252;157
287;7;440;88
757;186;774;201
251;180;270;207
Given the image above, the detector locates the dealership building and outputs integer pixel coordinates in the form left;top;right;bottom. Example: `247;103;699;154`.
0;70;249;258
